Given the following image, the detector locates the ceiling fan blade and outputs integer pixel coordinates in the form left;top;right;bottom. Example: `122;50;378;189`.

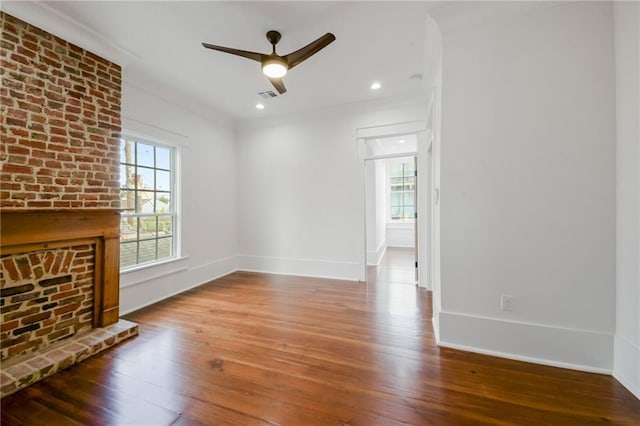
268;77;287;94
284;33;336;69
202;43;263;62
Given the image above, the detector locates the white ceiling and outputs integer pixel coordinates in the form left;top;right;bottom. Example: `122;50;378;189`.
4;1;441;121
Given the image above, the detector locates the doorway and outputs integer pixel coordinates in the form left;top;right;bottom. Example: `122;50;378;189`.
363;135;418;286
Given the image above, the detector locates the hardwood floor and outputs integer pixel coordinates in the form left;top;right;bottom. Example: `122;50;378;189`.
2;248;639;425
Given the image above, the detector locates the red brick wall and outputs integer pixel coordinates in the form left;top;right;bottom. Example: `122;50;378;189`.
0;12;121;209
0;245;95;361
0;13;122;362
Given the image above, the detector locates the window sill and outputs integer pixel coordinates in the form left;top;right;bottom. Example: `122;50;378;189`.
120;255;189;275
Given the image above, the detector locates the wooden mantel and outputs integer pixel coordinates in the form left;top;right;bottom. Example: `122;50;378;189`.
1;209;121;327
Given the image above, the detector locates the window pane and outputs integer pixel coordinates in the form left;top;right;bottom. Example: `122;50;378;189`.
136;191;155;213
156;193;171;213
405;191;415;207
156;170;170;191
120;190;135;212
120;139;134;164
138;239;156;264
140;216;157;238
158;215;173;236
120;241;137;268
405;163;415;175
156;146;171;170
122;163;136;189
158;237;173;259
120;216;138;241
137;143;154;168
137;167;155;190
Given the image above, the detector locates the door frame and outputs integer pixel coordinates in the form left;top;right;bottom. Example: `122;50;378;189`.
357;120;428;287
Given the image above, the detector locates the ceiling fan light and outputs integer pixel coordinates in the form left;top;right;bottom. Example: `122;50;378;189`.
262;58;288;78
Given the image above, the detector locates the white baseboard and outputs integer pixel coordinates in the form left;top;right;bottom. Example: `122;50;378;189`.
367;242;387;266
437;311;613;374
119;255;238;315
386;244;415;249
613;335;640;399
238;255;360;281
432;313;440;343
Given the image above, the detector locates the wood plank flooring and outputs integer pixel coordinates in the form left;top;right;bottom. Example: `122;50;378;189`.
2;248;639;425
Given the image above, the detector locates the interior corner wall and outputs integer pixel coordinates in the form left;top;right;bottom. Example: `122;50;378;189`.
118;81;238;314
438;2;617;372
236;100;425;281
613;1;640;399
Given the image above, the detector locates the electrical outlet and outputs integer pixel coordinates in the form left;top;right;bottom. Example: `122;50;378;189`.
501;294;514;312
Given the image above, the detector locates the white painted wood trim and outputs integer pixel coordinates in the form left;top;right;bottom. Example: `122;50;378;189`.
613;334;640;399
1;1;139;65
437;310;614;373
237;255;361;282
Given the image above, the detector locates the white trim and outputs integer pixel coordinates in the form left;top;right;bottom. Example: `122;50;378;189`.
238;94;427;131
237;255;360;282
367;241;387;266
121;128;188;147
432;315;441;343
358;123;427;288
120;255;190;276
122;80;234;128
1;1;138;66
120;267;188;289
613;334;640;399
119;135;180;269
437;310;614;372
119;256;238;315
364;151;419;161
438;340;612;376
357;120;427;139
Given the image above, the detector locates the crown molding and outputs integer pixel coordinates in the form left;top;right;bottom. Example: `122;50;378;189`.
428;1;561;35
1;1;139;66
236;92;429;132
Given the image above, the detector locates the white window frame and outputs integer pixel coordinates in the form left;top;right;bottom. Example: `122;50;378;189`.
119;134;179;271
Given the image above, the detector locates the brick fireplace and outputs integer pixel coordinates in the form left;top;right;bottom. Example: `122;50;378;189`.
0;13;138;396
1;243;95;361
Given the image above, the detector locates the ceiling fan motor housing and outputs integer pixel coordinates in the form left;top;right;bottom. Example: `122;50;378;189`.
266;30;282;47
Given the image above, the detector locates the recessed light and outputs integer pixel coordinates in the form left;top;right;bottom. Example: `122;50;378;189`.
370;82;381;90
397;139;406;144
256;103;265;110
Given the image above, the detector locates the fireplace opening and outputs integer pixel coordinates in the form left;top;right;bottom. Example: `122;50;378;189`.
1;245;95;362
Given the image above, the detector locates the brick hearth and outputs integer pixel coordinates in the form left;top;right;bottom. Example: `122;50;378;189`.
0;319;137;397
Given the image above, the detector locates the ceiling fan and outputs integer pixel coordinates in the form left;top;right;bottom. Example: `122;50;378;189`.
202;30;336;95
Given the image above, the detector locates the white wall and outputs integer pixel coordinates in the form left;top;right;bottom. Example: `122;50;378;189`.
420;130;433;290
236;99;426;281
374;159;387;260
386;223;415;248
119;80;238;314
365;159;387;265
437;2;617;372
613;1;640;399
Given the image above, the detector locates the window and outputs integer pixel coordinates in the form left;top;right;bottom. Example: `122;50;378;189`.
119;137;176;269
388;158;415;221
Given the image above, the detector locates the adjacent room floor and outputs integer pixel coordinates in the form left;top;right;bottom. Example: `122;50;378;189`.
2;252;639;425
